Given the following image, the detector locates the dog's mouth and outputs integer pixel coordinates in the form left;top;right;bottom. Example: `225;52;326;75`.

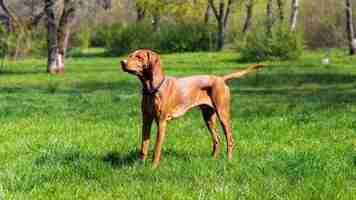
121;60;135;73
121;60;144;77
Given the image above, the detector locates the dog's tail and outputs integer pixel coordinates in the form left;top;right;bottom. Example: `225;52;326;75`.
222;64;266;81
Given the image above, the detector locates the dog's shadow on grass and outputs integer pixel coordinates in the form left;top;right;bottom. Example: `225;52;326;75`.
102;151;140;168
101;149;200;169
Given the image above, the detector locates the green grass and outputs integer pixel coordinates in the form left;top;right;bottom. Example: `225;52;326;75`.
0;50;356;199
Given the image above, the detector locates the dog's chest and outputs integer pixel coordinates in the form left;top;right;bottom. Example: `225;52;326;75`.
142;93;164;116
144;93;179;120
165;93;213;121
153;94;164;115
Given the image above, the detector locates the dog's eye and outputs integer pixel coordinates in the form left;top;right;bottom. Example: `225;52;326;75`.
136;55;142;59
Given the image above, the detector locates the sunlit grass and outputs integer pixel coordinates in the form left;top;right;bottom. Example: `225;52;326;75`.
0;50;355;199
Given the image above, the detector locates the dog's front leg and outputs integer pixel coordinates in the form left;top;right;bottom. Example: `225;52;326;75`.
140;113;153;161
152;120;167;168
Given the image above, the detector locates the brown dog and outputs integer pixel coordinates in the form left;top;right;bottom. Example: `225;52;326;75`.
121;49;265;168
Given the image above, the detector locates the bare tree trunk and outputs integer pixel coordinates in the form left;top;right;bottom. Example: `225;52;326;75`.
276;0;284;22
57;0;76;73
45;0;58;74
45;0;76;74
2;0;45;30
209;0;234;50
266;0;273;35
137;8;145;22
152;6;160;31
0;0;32;59
152;14;160;32
204;3;212;23
0;0;15;32
25;0;46;27
0;14;11;32
101;0;112;10
289;0;299;31
242;0;254;37
136;2;145;22
192;0;197;9
217;0;225;50
32;11;45;27
346;0;356;55
29;0;35;20
217;22;225;50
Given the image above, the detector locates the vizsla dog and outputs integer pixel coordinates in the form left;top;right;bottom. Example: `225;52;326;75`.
121;49;265;168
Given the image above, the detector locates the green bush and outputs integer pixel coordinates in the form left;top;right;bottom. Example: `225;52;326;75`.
107;22;156;55
93;21;217;55
30;30;47;57
72;27;92;51
157;22;216;53
90;24;114;47
0;25;7;58
0;26;47;58
239;26;304;61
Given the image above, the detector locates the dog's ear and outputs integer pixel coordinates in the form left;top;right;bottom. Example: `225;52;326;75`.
143;51;150;70
147;51;159;70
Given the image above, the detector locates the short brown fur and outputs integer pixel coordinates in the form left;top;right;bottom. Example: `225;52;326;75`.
121;49;265;168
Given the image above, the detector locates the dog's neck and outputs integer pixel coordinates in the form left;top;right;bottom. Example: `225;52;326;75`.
140;63;165;95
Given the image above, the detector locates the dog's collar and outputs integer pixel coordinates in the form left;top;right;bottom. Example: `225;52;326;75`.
142;77;166;95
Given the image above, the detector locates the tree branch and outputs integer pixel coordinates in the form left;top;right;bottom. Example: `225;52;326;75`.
0;0;13;27
242;0;254;36
0;0;24;31
224;0;233;27
219;0;225;23
208;0;220;20
276;0;284;22
0;0;11;19
57;0;77;54
32;11;45;27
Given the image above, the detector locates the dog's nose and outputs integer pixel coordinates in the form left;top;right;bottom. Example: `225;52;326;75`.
120;60;127;67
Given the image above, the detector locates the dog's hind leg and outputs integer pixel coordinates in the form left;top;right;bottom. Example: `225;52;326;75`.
201;105;221;159
218;109;234;161
211;83;234;160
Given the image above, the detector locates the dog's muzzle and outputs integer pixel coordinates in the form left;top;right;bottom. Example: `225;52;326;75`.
121;60;128;71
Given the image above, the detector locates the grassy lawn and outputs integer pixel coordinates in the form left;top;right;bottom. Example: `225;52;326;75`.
0;50;355;199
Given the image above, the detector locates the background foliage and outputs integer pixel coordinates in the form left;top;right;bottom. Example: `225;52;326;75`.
239;25;304;61
100;21;217;55
1;0;355;60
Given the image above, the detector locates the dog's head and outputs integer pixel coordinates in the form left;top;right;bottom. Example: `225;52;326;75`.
121;49;160;77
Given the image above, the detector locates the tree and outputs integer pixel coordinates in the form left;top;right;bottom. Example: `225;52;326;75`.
276;0;284;23
289;0;299;31
346;0;356;55
45;0;77;74
0;22;8;70
208;0;234;50
152;7;160;31
136;2;146;22
45;0;111;74
0;0;17;32
135;0;207;28
242;0;255;37
204;3;213;23
0;0;44;58
266;0;273;35
0;0;45;32
0;13;11;32
135;0;166;31
98;0;112;10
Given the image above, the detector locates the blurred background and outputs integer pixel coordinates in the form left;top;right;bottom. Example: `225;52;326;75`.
0;0;355;62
